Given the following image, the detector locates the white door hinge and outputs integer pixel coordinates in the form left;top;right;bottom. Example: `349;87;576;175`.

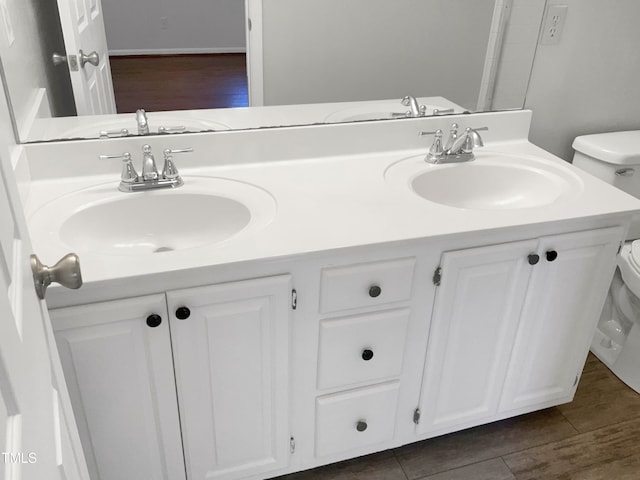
290;436;295;454
291;289;297;310
413;407;421;424
433;267;442;286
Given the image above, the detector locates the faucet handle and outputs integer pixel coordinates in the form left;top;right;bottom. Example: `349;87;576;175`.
162;148;193;179
465;126;489;148
432;108;454;116
420;129;444;159
99;128;130;139
158;125;187;134
99;152;138;183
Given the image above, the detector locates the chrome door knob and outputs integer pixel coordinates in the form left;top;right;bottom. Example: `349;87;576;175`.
79;50;100;68
30;253;83;300
52;52;67;66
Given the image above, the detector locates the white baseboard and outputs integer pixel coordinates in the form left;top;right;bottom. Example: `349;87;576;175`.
109;47;246;56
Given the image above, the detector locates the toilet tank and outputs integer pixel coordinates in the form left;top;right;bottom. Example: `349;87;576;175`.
572;131;640;198
573;131;640;240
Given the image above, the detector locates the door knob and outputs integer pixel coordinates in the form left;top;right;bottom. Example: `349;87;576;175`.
52;52;67;66
30;253;83;300
79;50;100;68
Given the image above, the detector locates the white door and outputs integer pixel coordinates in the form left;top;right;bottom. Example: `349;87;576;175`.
417;240;536;435
167;275;291;480
0;156;89;477
500;227;623;412
57;0;116;115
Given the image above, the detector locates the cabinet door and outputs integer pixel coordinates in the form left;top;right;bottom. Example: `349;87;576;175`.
417;240;537;434
51;295;185;480
500;227;623;412
167;275;292;480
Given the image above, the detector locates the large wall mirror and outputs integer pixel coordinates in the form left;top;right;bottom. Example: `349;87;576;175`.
0;0;546;143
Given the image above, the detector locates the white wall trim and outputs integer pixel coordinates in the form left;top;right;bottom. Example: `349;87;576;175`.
477;0;511;111
109;47;247;56
245;0;264;106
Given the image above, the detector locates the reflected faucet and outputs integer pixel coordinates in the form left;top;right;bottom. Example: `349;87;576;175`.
136;109;150;135
401;96;427;117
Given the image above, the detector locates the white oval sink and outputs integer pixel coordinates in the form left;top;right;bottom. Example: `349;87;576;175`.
386;152;583;210
29;177;276;255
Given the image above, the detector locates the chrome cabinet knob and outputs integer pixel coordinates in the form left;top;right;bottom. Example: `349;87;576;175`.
30;253;83;300
79;50;100;68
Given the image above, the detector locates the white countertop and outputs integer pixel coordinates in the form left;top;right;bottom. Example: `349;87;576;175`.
23;130;640;288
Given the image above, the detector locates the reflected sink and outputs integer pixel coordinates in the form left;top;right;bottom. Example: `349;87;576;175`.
385;152;583;210
29;177;276;255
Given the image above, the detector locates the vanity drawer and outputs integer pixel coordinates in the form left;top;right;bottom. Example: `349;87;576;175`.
317;309;409;389
319;258;415;313
315;381;399;457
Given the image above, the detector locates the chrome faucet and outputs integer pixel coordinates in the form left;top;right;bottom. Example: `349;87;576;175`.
401;95;427;117
136;109;150;135
420;123;488;164
100;145;193;192
141;144;159;181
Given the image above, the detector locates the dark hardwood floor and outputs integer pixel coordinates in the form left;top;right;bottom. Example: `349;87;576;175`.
109;53;248;113
278;354;640;480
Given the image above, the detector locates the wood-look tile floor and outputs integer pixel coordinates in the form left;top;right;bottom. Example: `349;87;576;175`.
109;53;248;113
279;354;640;480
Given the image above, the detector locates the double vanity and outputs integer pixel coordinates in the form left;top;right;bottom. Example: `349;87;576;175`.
19;109;640;480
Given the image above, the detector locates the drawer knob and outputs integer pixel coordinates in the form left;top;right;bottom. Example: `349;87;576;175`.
368;285;382;298
146;314;162;328
527;254;539;265
176;306;191;320
362;349;374;361
546;250;558;262
356;420;368;432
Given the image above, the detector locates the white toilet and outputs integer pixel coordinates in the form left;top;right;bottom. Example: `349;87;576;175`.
573;130;640;393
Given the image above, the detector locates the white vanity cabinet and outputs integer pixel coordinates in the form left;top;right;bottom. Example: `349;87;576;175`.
313;258;415;458
498;227;622;412
47;228;625;479
166;275;292;480
417;227;622;435
50;295;186;480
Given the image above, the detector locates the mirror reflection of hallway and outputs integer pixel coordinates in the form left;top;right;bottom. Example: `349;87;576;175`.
103;0;248;112
109;53;248;112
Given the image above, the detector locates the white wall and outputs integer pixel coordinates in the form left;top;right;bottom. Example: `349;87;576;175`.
103;0;246;55
260;0;495;109
0;0;52;134
525;0;640;161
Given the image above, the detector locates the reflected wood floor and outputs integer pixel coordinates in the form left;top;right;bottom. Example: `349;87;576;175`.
278;354;640;480
109;53;248;113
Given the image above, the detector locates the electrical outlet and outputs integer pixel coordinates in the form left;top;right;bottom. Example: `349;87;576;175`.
540;5;568;45
160;17;168;30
